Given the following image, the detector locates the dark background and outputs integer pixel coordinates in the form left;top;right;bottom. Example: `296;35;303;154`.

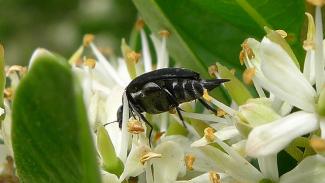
0;0;136;65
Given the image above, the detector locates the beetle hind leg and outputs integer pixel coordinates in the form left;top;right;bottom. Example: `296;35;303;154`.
198;98;218;114
176;106;187;129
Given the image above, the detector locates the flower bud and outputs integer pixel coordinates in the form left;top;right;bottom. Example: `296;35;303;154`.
235;98;280;136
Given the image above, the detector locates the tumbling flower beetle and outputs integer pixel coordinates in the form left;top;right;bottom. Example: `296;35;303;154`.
115;68;229;139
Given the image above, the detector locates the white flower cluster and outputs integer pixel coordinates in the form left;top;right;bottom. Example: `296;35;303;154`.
73;7;325;182
2;3;325;183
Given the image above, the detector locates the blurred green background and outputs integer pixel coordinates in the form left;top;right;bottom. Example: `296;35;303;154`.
0;0;136;65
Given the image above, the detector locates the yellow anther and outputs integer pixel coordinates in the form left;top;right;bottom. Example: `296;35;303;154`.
303;40;315;50
159;30;171;38
209;171;221;183
208;65;218;78
243;68;256;85
185;154;196;171
310;138;325;152
203;89;212;102
4;88;13;100
154;131;165;142
136;19;145;30
84;58;96;69
140;152;162;165
6;65;27;76
216;108;226;117
275;30;288;38
204;127;216;142
127;51;141;64
239;50;245;65
307;0;325;6
229;68;236;75
83;34;95;47
240;39;255;65
128;119;145;134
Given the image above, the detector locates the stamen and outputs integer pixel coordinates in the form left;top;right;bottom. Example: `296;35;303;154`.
6;65;27;76
210;97;237;116
128;119;145;134
4;88;13;100
275;30;287;38
83;34;95;47
185;154;196;171
303;13;316;51
216;109;226;117
209;171;221;183
141;29;153;72
203;89;212;102
122;39;139;79
204;127;216;142
127;51;141;64
136;19;145;30
208;64;218;78
307;0;325;6
310;138;325;152
240;39;255;65
243;68;256;85
159;30;170;38
181;111;229;124
153;131;165;142
84;58;96;69
140;152;162;165
239;50;245;65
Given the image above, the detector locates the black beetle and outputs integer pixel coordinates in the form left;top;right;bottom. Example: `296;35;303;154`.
115;68;228;138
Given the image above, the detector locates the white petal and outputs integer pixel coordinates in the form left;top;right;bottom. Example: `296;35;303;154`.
152;141;184;183
119;144;150;181
90;43;127;86
201;145;264;183
279;155;325;183
101;172;120;183
246;111;319;157
260;38;316;112
161;135;220;173
314;7;325;93
0;144;10;173
303;50;316;85
1;102;13;156
258;154;279;181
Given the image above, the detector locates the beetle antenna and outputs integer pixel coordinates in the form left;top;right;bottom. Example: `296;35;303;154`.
103;121;119;127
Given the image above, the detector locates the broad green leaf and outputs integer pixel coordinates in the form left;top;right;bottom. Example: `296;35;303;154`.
12;55;101;182
132;0;305;79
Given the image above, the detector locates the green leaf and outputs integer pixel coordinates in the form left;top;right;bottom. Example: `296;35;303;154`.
132;0;305;78
97;126;124;176
12;54;101;182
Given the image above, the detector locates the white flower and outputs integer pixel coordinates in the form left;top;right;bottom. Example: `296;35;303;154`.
243;7;325;157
